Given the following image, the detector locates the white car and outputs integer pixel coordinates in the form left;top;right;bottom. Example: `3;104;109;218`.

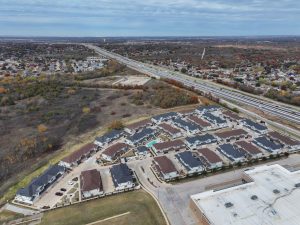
68;180;74;185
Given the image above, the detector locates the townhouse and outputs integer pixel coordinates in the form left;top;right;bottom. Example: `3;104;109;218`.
242;119;268;134
15;165;65;205
197;148;223;169
124;119;152;135
59;143;97;169
80;169;103;199
151;112;179;124
94;129;124;147
158;123;182;139
217;144;247;163
215;129;248;142
126;128;156;146
172;118;201;135
235;141;263;158
101;142;130;162
202;112;227;128
187;115;213;131
185;134;217;150
268;131;300;152
110;164;134;191
253;136;283;154
153;156;179;181
175;151;204;174
152;139;186;154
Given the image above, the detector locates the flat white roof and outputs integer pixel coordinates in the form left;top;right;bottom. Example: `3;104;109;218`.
191;164;300;225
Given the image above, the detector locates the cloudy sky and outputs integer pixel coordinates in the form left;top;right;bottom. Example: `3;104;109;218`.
0;0;299;36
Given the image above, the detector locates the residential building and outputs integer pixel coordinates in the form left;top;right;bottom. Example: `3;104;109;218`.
59;143;96;169
152;139;186;154
187;115;213;131
253;136;283;154
215;129;248;142
80;169;103;199
202;112;227;128
126;128;156;146
124;119;152;134
268;131;300;151
153;156;179;181
15;165;65;205
185;134;217;150
172;118;201;135
197;148;223;169
158;123;182;139
175;151;204;174
101;143;130;162
136;146;149;156
242;119;268;134
151;112;179;123
235;141;263;158
222;110;243;122
110;164;134;191
217;144;247;162
94;130;124;147
196;105;221;115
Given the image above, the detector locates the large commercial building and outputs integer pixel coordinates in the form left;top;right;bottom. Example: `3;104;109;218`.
190;164;300;225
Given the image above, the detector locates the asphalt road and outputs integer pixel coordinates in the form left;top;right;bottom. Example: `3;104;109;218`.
83;44;300;125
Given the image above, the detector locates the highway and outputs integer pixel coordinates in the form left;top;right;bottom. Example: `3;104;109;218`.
84;44;300;125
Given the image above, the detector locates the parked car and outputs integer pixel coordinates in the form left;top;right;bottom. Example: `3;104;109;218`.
60;188;67;192
55;192;63;196
68;181;74;185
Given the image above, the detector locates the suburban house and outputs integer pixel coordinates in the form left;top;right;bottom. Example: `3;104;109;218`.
152;139;186;154
196;105;221;115
268;131;300;152
124;119;152;134
185;134;217;150
217;144;247;163
235;141;263;158
242;119;268;134
175;151;204;174
197;148;223;169
253;136;283;154
80;169;103;199
187;115;213;131
59;143;97;169
110;163;134;191
15;165;65;205
215;129;248;142
151;112;179;124
153;156;179;181
126;128;156;146
172;118;201;135
202;112;227;128
101;142;130;162
158;123;182;139
94;129;124;147
222;110;243;122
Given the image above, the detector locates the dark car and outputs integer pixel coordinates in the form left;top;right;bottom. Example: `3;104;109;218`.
60;188;67;192
72;177;78;181
55;192;63;196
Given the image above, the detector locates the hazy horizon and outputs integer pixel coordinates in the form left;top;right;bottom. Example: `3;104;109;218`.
0;0;300;37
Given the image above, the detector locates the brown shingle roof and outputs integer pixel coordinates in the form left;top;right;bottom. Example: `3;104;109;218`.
215;129;248;139
268;131;300;146
223;110;242;121
62;143;96;164
102;142;129;157
188;115;211;127
197;148;223;164
235;141;262;155
80;169;103;192
159;123;181;135
154;156;177;174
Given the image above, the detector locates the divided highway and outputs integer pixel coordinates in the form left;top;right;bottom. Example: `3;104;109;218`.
84;44;300;125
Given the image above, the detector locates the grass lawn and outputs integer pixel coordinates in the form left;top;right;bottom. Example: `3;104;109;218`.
0;210;23;224
40;189;167;225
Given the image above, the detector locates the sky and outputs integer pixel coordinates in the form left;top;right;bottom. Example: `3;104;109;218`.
0;0;299;37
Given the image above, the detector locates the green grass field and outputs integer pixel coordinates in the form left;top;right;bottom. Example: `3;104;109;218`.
40;190;167;225
0;210;23;224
